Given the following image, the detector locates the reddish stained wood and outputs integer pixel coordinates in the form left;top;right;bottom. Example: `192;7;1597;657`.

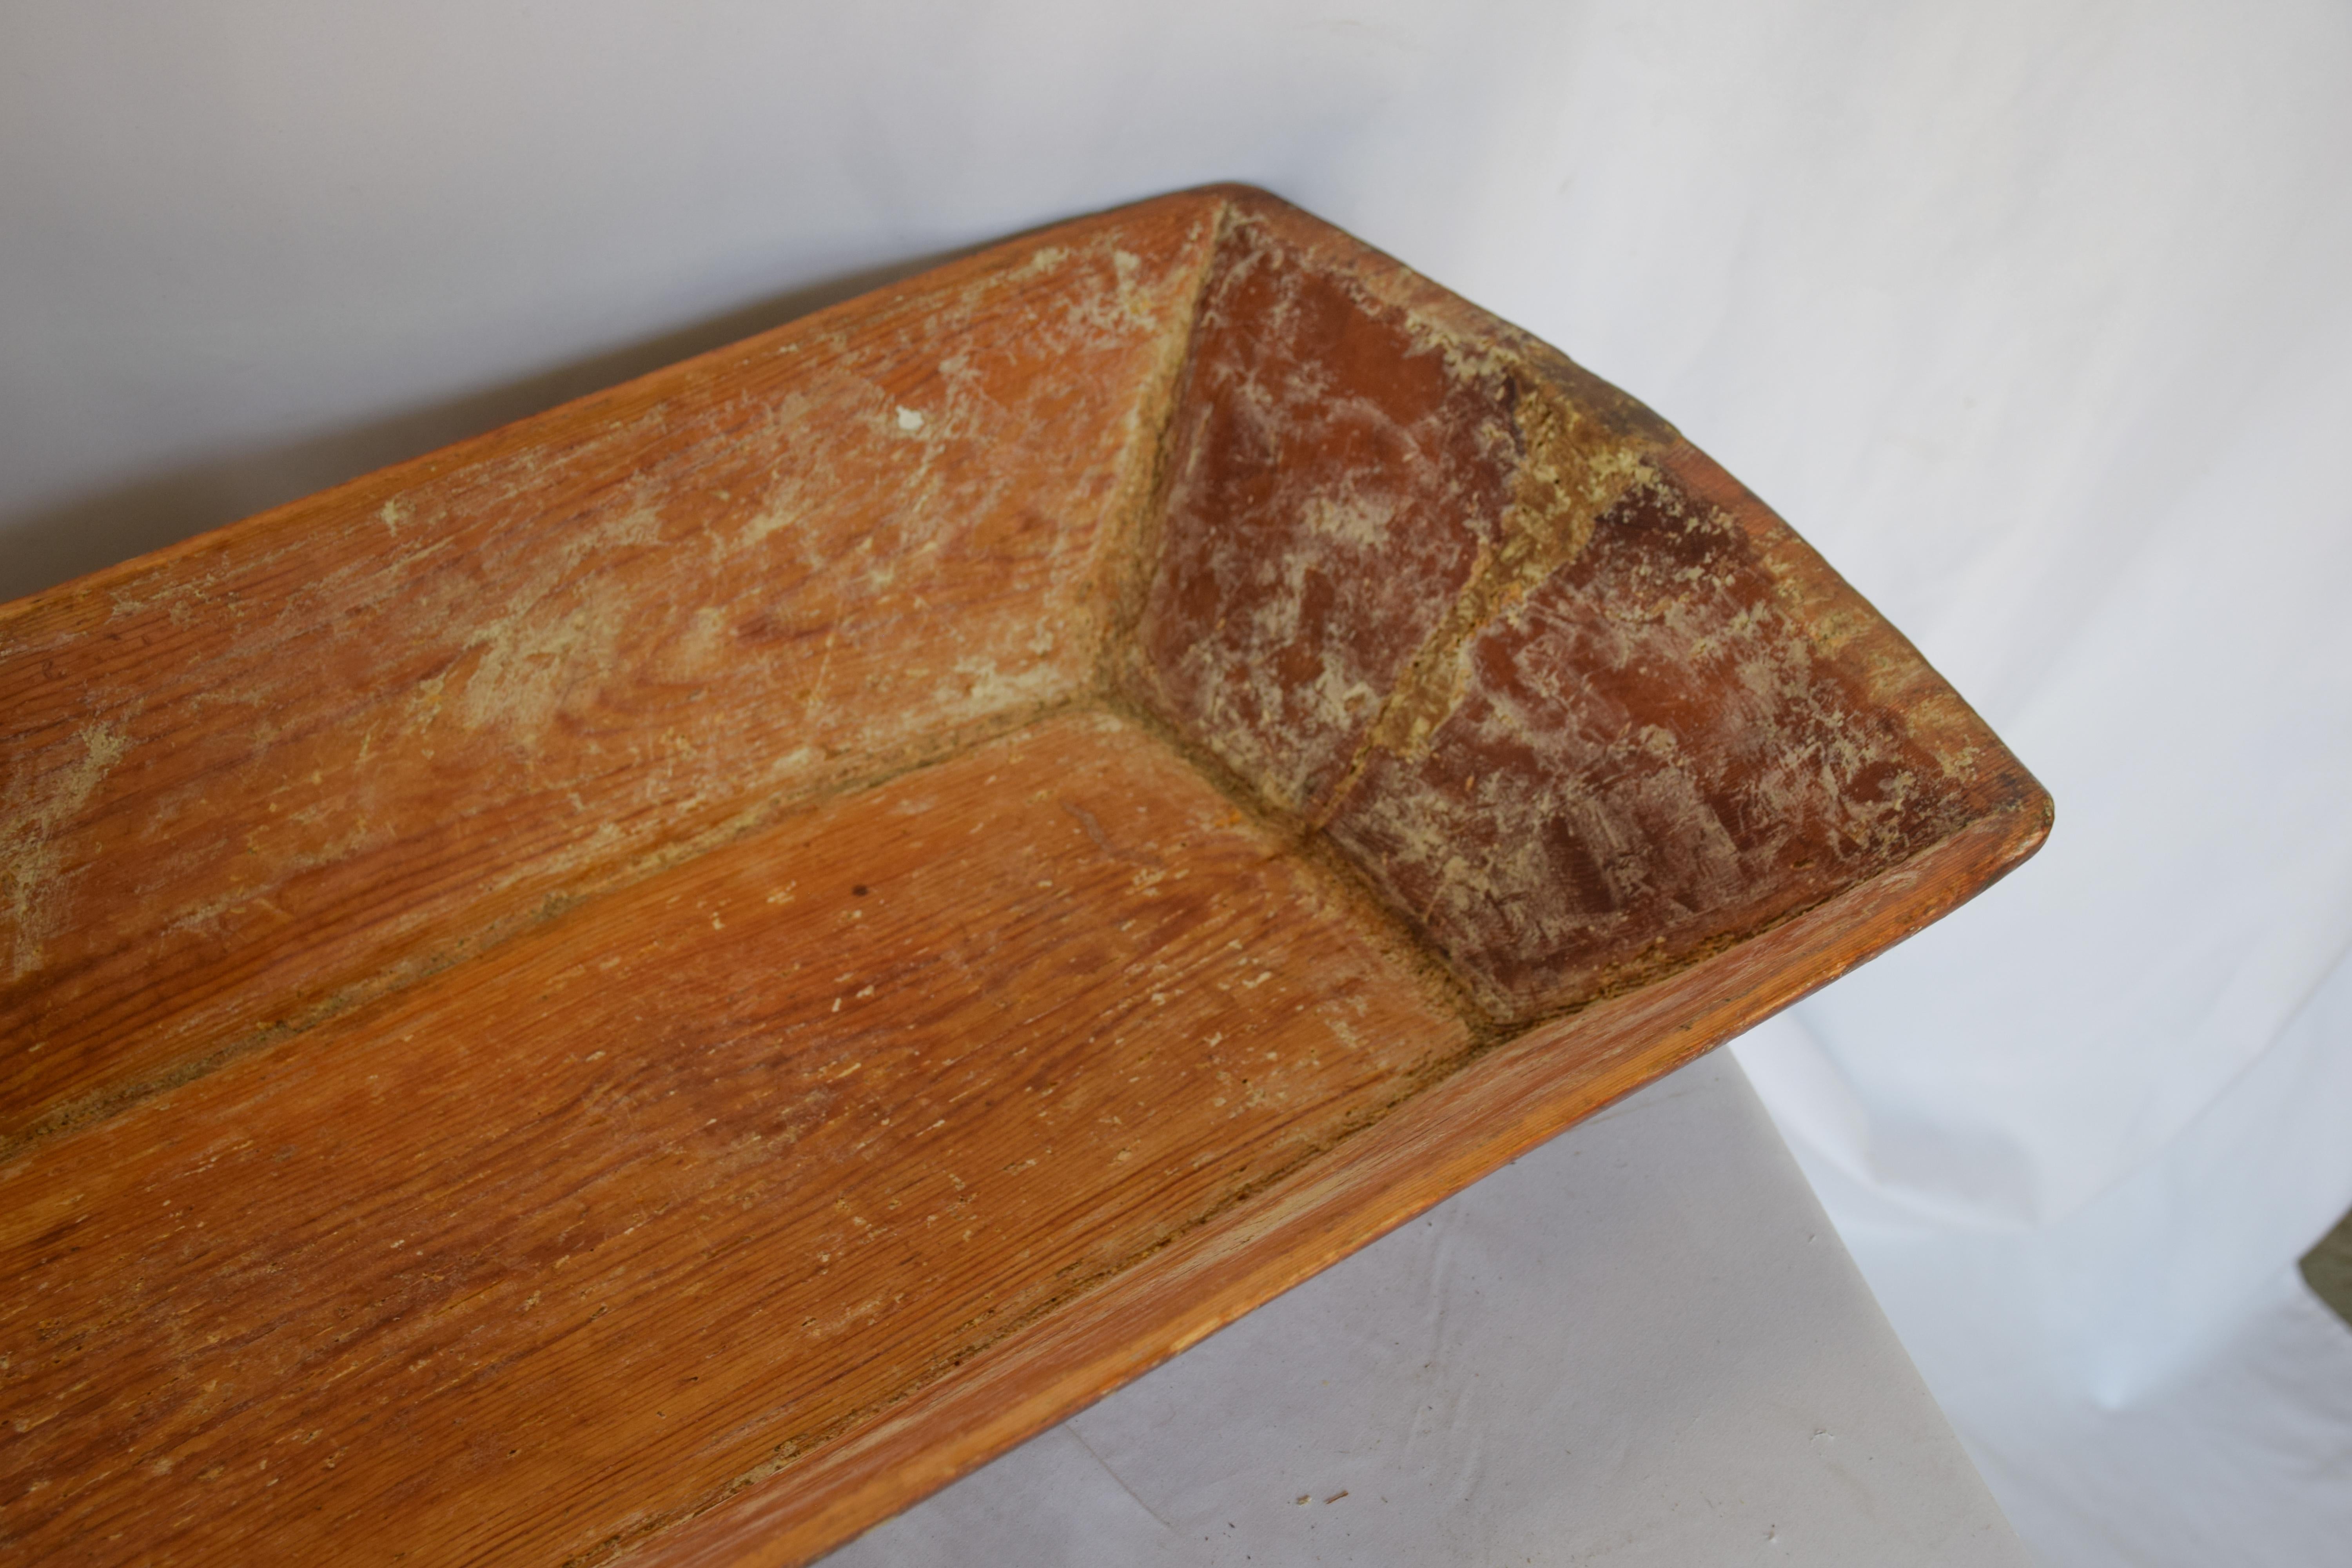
0;185;2048;1565
646;807;2040;1568
0;194;1220;1148
0;712;1459;1564
1124;196;2031;1022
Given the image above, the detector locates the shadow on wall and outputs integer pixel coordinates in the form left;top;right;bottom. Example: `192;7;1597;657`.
0;248;965;606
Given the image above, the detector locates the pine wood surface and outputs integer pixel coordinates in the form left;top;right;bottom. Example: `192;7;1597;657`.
648;805;2034;1568
0;186;2049;1564
2;711;1463;1563
0;194;1217;1150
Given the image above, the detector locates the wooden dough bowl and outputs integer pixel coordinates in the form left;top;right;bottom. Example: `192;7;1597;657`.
0;187;2048;1565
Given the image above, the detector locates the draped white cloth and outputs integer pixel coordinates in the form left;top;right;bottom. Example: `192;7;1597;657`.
6;3;2347;1559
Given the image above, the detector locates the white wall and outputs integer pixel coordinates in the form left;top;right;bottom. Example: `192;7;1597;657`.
1;0;1538;594
9;4;2350;1561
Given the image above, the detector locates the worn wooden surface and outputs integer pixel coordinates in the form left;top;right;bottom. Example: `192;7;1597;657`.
0;186;2048;1565
0;195;1218;1151
1123;198;2027;1021
0;711;1463;1564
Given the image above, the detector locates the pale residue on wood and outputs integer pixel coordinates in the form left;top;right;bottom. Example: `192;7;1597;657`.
0;720;129;979
0;194;1225;1149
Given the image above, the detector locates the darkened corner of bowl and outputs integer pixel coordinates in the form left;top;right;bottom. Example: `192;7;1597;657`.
1102;183;2051;1040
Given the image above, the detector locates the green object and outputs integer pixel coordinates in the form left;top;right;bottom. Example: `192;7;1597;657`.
2300;1209;2352;1327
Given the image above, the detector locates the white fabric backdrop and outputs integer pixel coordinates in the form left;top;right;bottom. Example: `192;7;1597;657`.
5;4;2347;1561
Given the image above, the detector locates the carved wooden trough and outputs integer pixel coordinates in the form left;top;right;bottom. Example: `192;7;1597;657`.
0;187;2047;1564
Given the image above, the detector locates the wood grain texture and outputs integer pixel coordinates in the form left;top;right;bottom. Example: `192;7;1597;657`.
0;185;2049;1565
0;191;1221;1150
1123;194;2029;1022
0;711;1461;1565
641;805;2043;1568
